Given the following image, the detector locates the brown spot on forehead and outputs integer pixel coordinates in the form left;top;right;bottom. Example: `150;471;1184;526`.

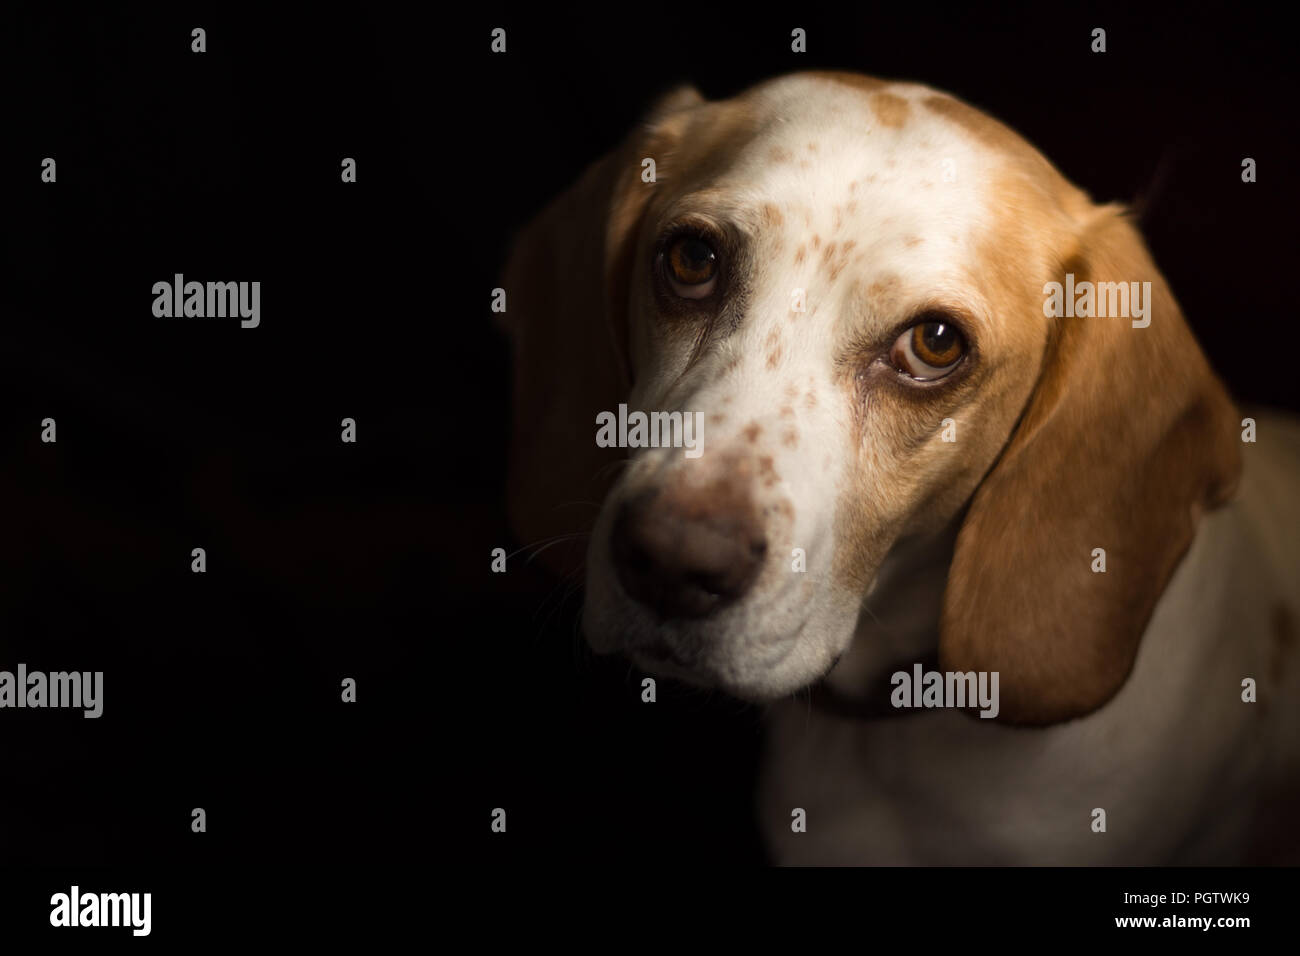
794;244;806;265
761;202;784;226
758;455;779;488
766;347;783;369
804;70;888;94
782;427;800;448
871;92;910;128
770;145;793;164
780;405;795;418
743;422;762;443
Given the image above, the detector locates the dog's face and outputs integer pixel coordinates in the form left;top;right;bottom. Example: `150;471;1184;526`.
502;73;1240;723
583;76;1063;698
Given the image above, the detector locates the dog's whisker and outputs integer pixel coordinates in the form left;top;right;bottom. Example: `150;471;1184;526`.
507;531;588;563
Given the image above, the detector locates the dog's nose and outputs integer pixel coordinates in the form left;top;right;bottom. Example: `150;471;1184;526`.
611;485;767;619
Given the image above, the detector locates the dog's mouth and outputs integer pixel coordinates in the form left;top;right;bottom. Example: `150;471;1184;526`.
620;614;820;697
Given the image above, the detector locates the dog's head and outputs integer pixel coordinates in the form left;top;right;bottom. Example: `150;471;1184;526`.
499;72;1240;724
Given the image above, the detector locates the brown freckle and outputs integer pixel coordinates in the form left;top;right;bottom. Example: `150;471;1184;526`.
766;347;782;369
904;236;923;248
765;329;781;349
758;455;778;487
785;383;799;399
743;423;762;444
708;413;727;425
865;174;878;184
782;428;799;448
824;241;843;280
870;91;911;129
823;241;837;263
867;274;902;300
799;159;811;169
806;142;818;152
811;235;821;250
842;239;857;254
770;146;793;164
722;352;743;374
780;405;794;418
805;391;817;408
848;181;857;194
832;207;843;231
846;200;857;214
761;202;784;226
794;244;806;265
721;394;735;405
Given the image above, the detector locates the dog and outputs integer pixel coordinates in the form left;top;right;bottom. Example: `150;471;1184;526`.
498;71;1300;864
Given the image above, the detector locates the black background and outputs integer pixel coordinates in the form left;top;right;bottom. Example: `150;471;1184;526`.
3;1;1296;896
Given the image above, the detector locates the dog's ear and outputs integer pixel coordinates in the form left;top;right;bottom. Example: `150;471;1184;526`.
497;86;705;575
939;205;1242;725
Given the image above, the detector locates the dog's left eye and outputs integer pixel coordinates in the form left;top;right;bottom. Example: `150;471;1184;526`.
890;320;967;380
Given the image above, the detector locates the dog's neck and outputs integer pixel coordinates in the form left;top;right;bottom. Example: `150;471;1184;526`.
814;522;960;712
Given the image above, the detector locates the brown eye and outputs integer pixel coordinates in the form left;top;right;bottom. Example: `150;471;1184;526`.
663;234;719;298
890;320;966;380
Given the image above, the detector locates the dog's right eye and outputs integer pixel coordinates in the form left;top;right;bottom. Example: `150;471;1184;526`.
661;234;719;299
890;319;967;380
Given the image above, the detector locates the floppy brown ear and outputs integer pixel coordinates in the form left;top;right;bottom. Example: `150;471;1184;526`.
938;205;1242;725
497;86;705;574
